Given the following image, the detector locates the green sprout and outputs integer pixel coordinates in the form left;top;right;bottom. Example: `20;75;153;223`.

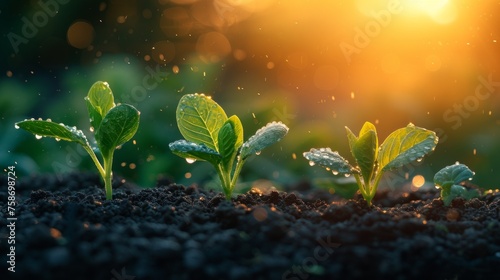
15;81;140;200
434;162;479;206
169;93;289;200
304;122;438;206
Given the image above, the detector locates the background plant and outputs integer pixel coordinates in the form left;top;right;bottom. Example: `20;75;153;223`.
434;162;480;206
15;81;140;200
304;122;438;206
169;93;289;200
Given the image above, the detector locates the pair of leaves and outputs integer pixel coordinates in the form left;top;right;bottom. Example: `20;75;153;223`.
169;93;288;166
16;81;140;158
171;93;242;166
304;122;438;180
434;163;479;206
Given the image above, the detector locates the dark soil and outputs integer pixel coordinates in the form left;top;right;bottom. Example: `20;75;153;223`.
1;172;499;280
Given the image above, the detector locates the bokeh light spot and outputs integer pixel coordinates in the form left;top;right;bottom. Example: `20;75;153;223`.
412;175;426;188
252;207;268;222
67;21;95;49
233;49;247;61
196;32;232;63
116;16;127;24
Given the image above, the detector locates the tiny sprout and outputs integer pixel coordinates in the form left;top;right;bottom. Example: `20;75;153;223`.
304;122;438;206
15;81;140;200
169;93;289;200
434;163;480;206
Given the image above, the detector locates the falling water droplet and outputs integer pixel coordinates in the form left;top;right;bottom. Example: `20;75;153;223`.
332;170;339;175
35;134;43;139
309;161;316;166
186;158;197;164
14;124;20;129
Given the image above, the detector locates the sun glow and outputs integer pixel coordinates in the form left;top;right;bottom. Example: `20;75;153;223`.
401;0;457;24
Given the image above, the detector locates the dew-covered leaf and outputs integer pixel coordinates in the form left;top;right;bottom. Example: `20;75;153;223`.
15;119;89;147
176;93;227;152
434;163;474;189
378;123;438;172
240;121;289;160
95;104;140;157
218;115;243;168
169;140;222;165
86;81;115;130
346;122;378;184
303;148;355;175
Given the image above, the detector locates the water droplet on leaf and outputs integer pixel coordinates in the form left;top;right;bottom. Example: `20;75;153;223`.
332;170;339;175
309;161;315;166
255;151;261;155
35;134;43;139
186;158;197;164
14;124;20;129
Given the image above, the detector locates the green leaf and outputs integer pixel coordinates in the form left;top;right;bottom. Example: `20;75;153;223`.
303;148;355;175
85;81;115;130
378;123;438;172
218;115;243;168
169;140;222;165
176;93;228;152
240;121;289;160
434;163;474;189
441;184;479;206
345;126;358;153
15;119;89;147
95;104;140;157
346;122;378;185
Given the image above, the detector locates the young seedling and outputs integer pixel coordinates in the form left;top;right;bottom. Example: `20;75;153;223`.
169;93;289;200
15;81;140;200
434;162;479;206
303;122;438;206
